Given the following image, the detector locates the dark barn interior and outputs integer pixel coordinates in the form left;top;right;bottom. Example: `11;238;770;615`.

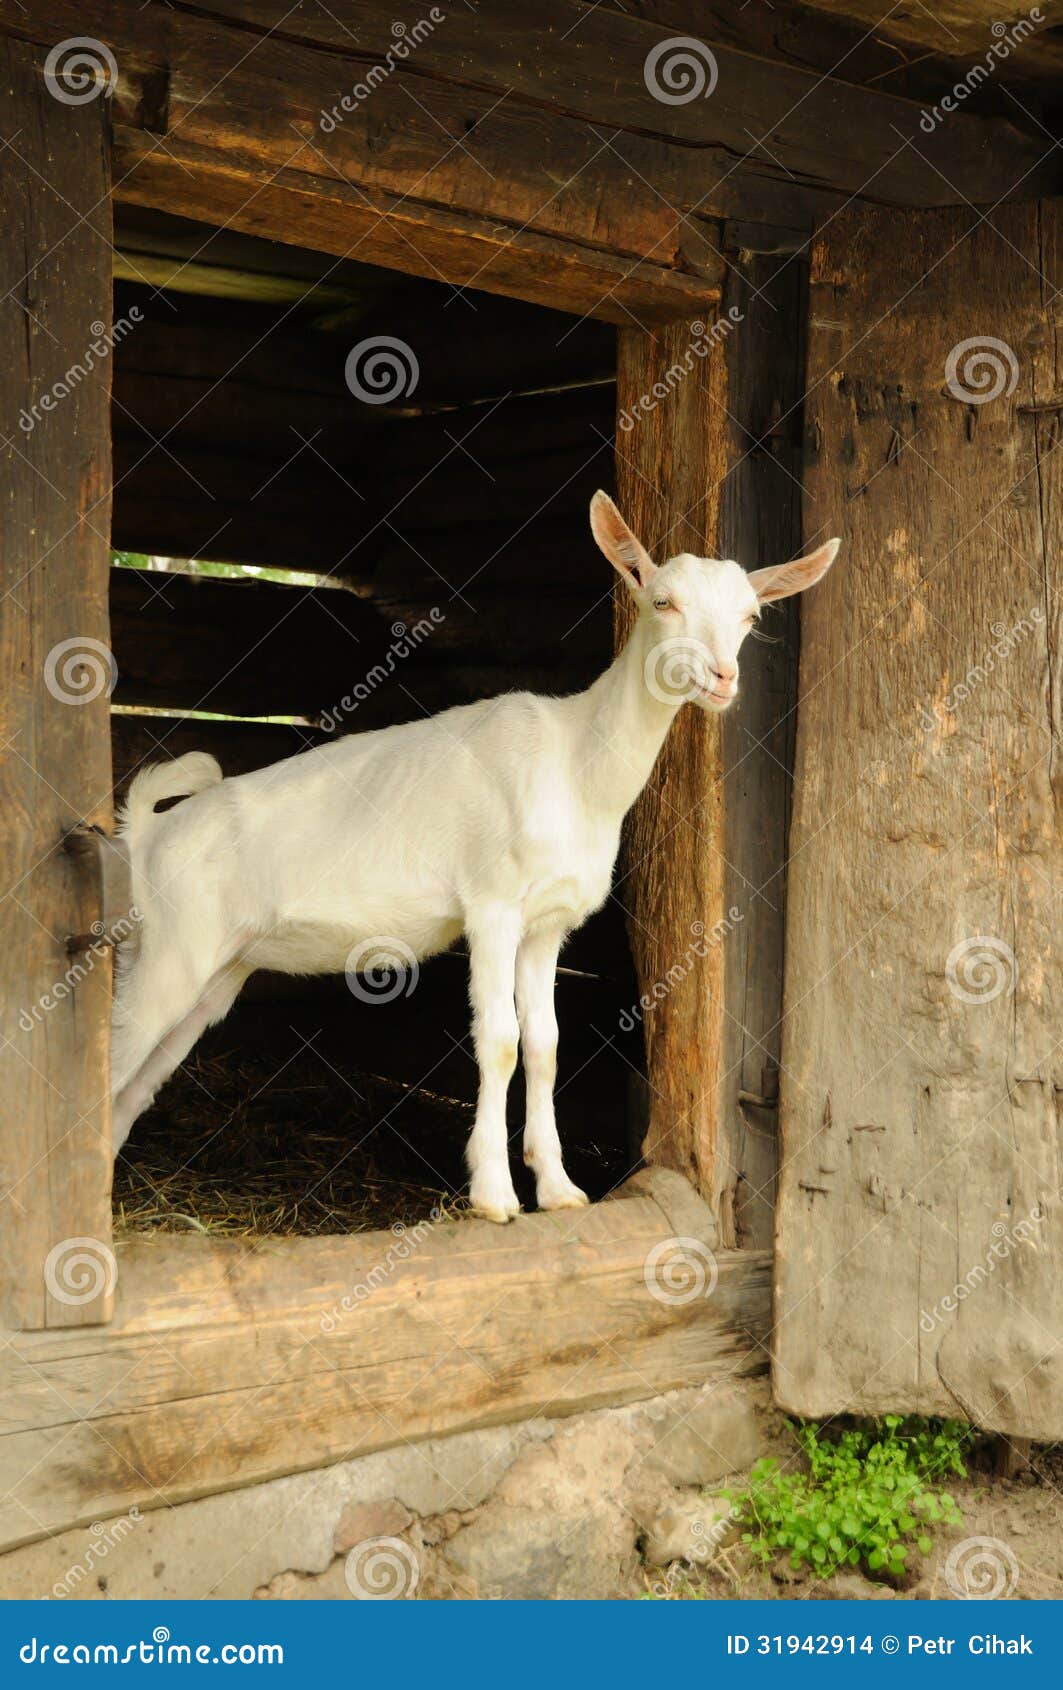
107;207;644;1234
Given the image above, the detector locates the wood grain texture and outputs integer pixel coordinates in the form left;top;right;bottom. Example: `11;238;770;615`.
716;255;805;1248
0;1169;770;1549
614;320;730;1203
774;202;1063;1437
0;41;115;1329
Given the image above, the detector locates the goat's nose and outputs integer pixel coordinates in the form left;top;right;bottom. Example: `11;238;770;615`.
713;658;738;683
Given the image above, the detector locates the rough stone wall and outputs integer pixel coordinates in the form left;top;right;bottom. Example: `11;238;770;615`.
0;1378;784;1601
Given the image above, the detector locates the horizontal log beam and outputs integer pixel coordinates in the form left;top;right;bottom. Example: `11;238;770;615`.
111;130;720;326
1;4;1055;325
0;1169;771;1549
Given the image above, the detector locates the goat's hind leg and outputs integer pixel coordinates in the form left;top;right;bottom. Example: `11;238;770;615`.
465;906;523;1223
111;954;248;1154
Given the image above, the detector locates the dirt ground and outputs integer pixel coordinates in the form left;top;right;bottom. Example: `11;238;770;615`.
649;1447;1063;1602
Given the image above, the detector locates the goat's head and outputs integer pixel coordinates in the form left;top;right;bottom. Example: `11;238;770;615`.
590;490;840;713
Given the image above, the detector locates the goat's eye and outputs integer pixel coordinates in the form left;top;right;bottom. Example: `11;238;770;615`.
653;596;672;610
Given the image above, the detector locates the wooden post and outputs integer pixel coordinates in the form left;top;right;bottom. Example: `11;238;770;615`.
614;320;730;1205
717;256;805;1248
615;278;806;1238
773;203;1063;1436
0;39;115;1328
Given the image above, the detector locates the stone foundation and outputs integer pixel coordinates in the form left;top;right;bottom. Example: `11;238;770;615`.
0;1376;784;1600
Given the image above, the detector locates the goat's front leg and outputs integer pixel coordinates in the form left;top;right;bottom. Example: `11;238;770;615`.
515;926;588;1212
465;906;522;1222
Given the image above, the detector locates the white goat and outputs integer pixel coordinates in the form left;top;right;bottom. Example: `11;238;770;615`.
112;493;838;1220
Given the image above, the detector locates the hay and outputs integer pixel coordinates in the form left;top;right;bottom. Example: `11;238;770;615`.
113;1030;469;1240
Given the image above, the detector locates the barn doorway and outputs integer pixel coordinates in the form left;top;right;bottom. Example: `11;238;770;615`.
108;208;645;1238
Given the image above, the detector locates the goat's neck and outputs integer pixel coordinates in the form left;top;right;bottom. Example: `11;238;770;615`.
577;615;682;817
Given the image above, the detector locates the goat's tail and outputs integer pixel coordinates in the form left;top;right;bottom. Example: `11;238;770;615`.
118;751;223;843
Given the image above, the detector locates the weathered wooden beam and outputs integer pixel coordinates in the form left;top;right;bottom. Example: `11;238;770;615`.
715;253;805;1250
613;320;730;1206
0;1169;771;1550
0;40;115;1331
163;0;1057;205
773;200;1063;1440
0;3;1053;325
794;0;1062;96
111;129;721;327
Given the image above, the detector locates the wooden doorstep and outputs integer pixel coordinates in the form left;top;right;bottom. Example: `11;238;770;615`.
0;1169;770;1551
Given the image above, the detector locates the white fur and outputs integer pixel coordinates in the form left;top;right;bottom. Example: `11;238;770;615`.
111;494;839;1219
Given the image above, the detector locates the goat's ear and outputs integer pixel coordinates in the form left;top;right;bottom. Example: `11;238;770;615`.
590;491;657;592
747;537;840;604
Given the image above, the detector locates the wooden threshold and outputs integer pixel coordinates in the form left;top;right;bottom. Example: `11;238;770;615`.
0;1170;770;1551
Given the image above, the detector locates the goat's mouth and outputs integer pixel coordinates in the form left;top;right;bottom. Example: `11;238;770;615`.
690;680;737;712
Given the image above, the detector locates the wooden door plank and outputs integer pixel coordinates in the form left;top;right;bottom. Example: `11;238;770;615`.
774;201;1063;1438
0;40;115;1328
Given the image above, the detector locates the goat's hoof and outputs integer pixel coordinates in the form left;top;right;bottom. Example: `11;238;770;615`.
536;1175;590;1212
468;1177;521;1224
